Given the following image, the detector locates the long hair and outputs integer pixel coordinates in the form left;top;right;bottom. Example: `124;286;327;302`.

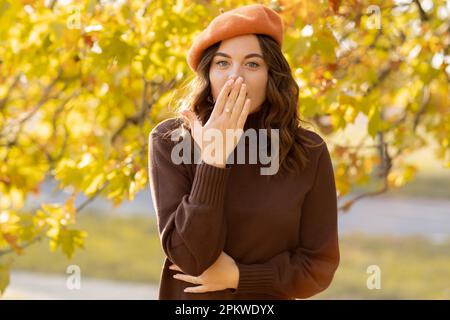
165;34;324;176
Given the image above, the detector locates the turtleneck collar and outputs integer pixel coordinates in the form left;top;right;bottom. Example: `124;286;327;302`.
243;105;265;131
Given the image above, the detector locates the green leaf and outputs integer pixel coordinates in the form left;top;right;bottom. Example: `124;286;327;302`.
368;105;381;138
56;228;88;260
0;257;13;296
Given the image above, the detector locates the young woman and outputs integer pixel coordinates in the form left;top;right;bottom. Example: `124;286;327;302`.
148;4;340;300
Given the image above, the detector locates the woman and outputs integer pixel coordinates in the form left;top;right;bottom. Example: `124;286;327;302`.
148;4;340;300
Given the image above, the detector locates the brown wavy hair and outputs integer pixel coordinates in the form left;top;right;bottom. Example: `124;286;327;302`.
167;34;323;176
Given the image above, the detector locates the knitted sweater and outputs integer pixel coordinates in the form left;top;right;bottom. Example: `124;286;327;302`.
148;109;340;300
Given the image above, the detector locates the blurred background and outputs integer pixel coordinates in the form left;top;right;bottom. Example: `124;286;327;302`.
0;0;449;299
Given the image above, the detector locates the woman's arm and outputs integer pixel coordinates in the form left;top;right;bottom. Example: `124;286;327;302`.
148;120;231;277
230;142;340;299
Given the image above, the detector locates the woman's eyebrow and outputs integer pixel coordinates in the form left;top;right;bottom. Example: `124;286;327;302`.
214;52;264;59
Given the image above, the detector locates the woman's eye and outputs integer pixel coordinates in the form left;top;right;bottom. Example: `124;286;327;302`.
216;60;228;67
215;60;260;68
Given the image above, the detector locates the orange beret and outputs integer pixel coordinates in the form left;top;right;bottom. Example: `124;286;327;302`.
187;4;285;73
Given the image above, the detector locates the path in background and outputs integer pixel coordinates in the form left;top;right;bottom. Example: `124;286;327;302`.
338;195;450;242
2;271;158;300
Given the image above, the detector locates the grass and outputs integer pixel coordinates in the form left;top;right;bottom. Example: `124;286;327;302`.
10;212;165;284
351;171;450;199
8;213;450;299
315;233;450;299
386;172;450;199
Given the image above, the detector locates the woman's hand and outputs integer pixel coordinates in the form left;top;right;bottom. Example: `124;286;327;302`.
181;76;251;168
170;251;240;293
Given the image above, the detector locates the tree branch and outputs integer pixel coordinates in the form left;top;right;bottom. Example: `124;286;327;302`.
413;0;429;22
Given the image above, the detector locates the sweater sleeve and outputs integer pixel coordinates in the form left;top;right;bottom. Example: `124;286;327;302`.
230;141;340;299
148;122;232;277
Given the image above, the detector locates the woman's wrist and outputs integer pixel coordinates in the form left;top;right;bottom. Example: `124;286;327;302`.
201;155;227;168
207;162;227;169
229;261;240;290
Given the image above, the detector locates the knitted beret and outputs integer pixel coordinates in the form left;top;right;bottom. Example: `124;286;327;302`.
187;4;285;72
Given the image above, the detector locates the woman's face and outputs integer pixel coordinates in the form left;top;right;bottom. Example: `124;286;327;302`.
209;34;268;114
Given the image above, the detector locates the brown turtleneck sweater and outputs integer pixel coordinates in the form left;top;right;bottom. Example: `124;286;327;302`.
148;109;340;300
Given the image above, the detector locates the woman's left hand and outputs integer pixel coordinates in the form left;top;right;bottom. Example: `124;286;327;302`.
170;251;240;293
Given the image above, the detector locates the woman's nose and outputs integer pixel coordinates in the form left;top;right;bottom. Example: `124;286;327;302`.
227;74;244;82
